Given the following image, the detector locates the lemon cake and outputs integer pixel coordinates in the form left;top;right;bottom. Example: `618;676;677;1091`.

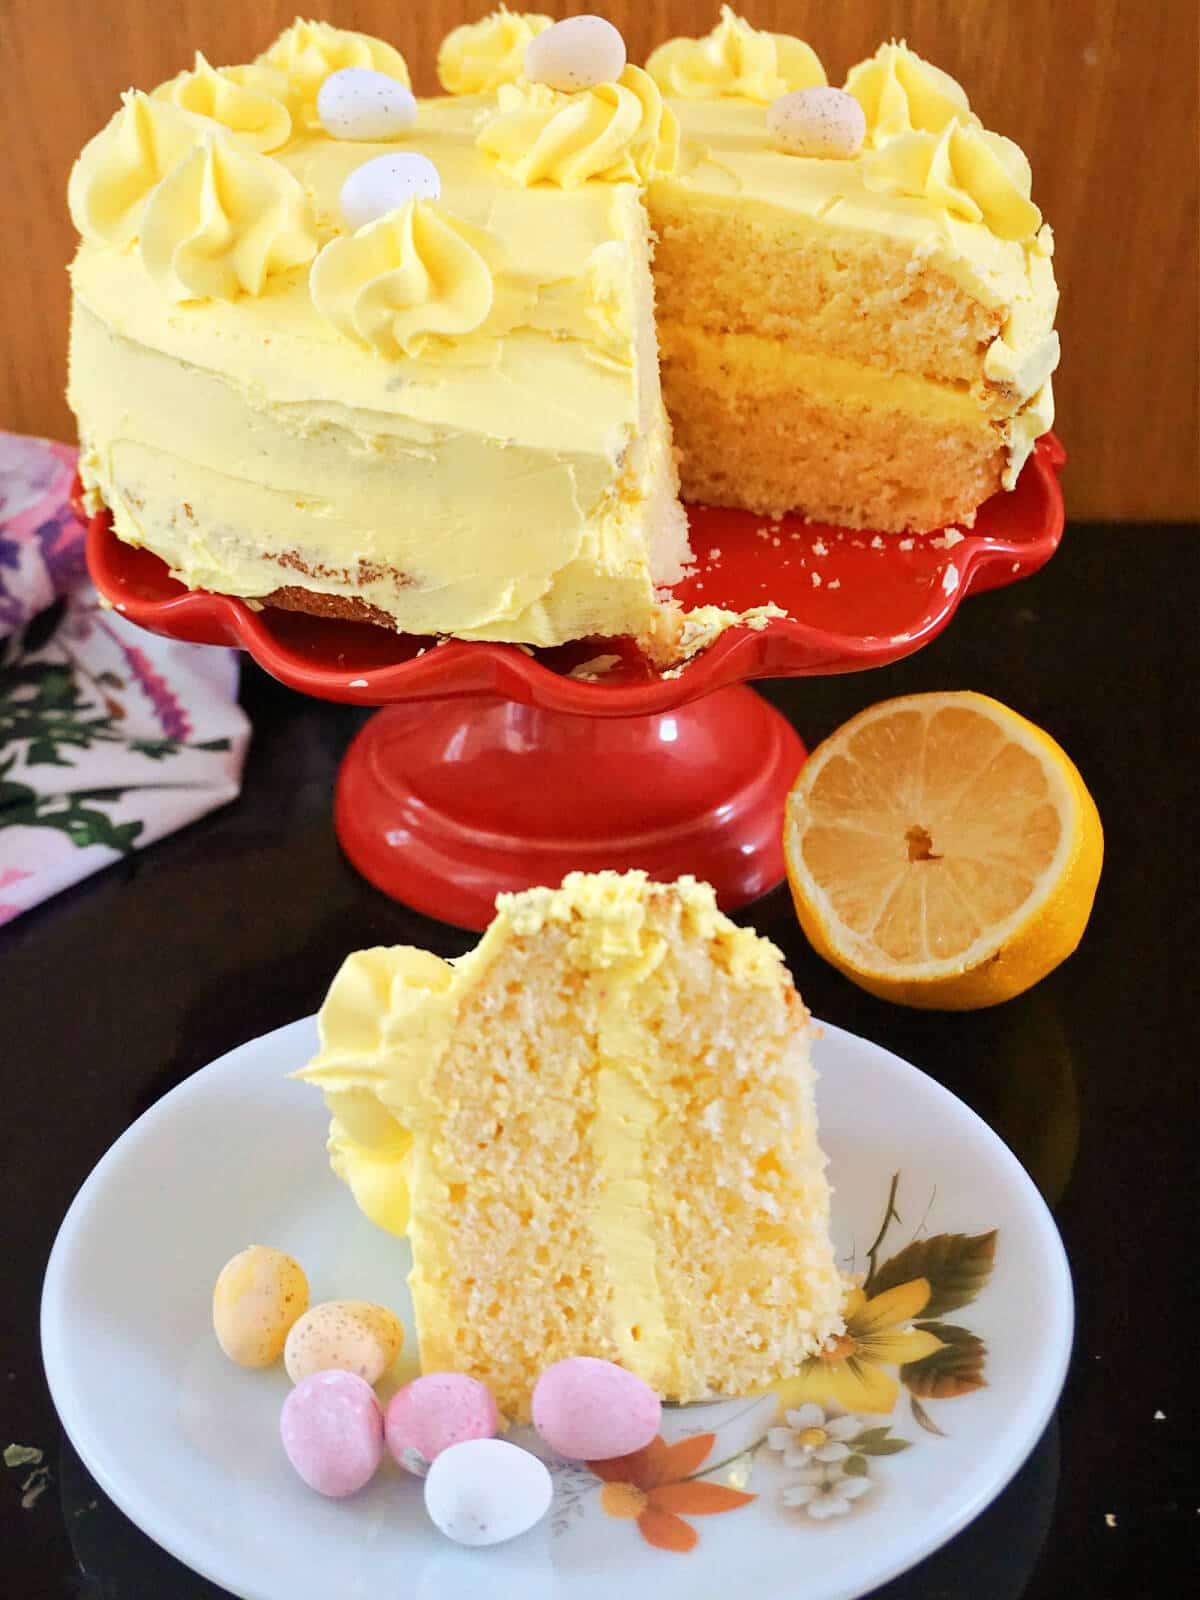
296;871;844;1417
645;11;1058;529
66;11;1058;650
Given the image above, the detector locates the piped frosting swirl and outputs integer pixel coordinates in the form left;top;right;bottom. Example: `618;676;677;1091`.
863;119;1042;241
140;134;319;302
152;53;293;153
437;7;553;94
844;40;976;147
310;200;530;358
256;19;410;126
645;6;824;103
68;92;209;246
477;64;678;187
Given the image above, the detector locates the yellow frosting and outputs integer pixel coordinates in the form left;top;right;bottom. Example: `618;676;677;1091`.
844;40;977;147
256;18;410;126
437;6;552;94
646;5;825;102
863;120;1042;242
152;52;293;153
139;133;319;302
67;92;207;246
477;65;678;187
69;69;689;647
310;199;530;359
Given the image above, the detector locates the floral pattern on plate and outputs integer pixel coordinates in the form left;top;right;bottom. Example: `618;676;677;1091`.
563;1172;998;1552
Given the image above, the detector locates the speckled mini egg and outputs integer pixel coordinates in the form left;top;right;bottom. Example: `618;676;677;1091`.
385;1373;500;1476
212;1245;308;1368
767;87;867;159
531;1356;661;1460
280;1370;384;1498
340;153;441;232
317;67;418;142
524;16;627;92
423;1438;553;1546
284;1299;404;1386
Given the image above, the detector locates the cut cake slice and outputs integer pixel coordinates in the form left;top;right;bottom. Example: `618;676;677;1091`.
297;871;844;1418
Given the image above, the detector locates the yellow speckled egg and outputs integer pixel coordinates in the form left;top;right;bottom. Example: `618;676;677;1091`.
212;1246;309;1368
284;1301;404;1387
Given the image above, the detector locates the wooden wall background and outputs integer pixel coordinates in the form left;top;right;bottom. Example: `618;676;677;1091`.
1;1;1195;520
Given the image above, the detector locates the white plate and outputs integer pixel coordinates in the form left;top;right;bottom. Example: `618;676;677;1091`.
42;1017;1072;1600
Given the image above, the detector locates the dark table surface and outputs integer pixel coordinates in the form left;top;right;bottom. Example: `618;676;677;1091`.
2;523;1193;1599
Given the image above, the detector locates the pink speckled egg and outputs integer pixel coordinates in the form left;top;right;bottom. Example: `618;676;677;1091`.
280;1371;383;1497
531;1357;661;1460
385;1373;500;1476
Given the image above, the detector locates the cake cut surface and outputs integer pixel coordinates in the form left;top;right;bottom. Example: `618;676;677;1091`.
297;871;844;1417
66;12;1060;650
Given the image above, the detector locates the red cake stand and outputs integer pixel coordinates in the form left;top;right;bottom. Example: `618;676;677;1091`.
80;435;1064;929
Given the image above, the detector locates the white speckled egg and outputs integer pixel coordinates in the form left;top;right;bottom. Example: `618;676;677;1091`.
424;1438;553;1546
525;16;627;93
318;68;418;142
340;153;441;232
768;87;867;159
284;1300;403;1386
212;1245;308;1368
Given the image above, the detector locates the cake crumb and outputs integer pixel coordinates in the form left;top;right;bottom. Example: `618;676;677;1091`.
870;536;884;549
827;578;841;590
811;571;821;588
812;539;828;557
709;547;721;560
4;1445;43;1470
1154;1409;1166;1420
568;654;621;681
898;538;913;550
699;1101;724;1133
1104;1513;1117;1528
20;1466;51;1510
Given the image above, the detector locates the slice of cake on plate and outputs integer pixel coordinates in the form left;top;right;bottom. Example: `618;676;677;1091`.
296;871;844;1418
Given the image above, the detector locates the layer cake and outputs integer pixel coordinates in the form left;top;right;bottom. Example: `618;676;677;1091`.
67;12;1059;651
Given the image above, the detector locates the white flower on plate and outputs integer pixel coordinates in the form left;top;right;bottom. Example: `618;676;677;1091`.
766;1403;861;1468
781;1459;872;1520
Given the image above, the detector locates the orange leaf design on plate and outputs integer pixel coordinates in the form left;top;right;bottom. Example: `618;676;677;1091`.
590;1432;755;1555
588;1431;715;1489
637;1506;699;1552
651;1480;757;1515
652;1432;718;1483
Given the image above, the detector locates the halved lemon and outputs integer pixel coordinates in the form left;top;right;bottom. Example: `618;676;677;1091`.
784;692;1103;1009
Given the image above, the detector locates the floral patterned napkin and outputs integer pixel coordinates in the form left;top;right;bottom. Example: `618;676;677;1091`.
0;432;250;925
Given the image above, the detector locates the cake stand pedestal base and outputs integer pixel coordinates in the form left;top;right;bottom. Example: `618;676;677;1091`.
334;685;805;929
